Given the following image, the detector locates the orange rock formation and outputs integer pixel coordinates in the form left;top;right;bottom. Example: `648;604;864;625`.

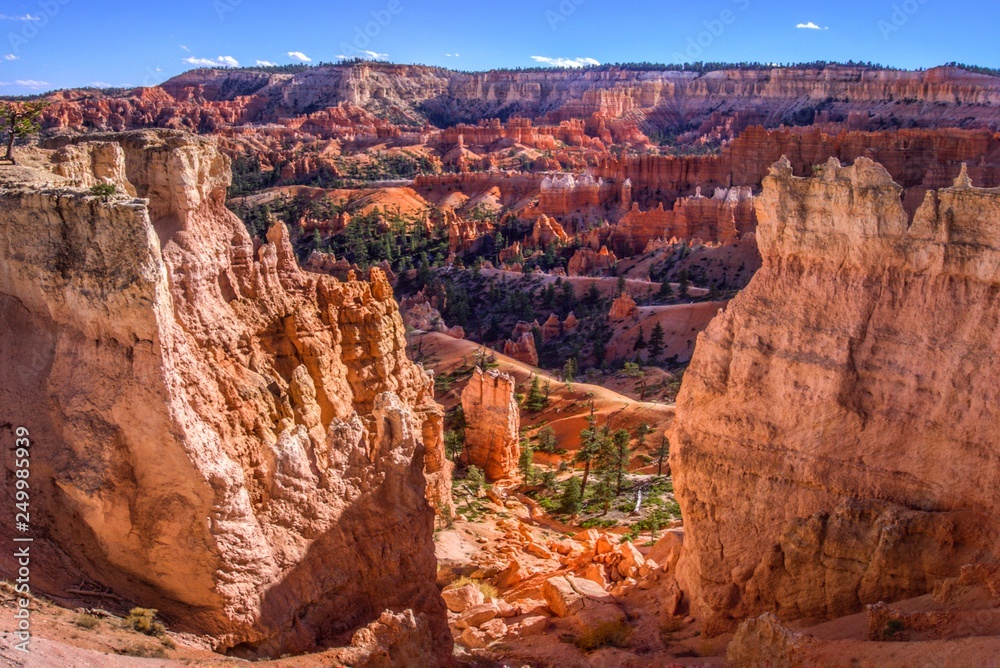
460;368;521;481
0;131;451;661
503;330;539;367
567;246;617;277
672;156;1000;630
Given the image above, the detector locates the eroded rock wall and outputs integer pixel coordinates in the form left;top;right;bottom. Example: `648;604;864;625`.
0;130;450;661
671;156;1000;626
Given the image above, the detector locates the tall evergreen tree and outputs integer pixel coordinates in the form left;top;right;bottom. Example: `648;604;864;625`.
648;322;666;361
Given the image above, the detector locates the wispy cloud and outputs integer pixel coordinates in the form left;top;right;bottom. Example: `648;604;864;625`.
255;60;277;66
445;53;460;58
530;56;600;68
361;50;388;60
183;55;240;68
13;79;49;88
796;21;827;30
3;54;18;61
90;81;112;88
0;14;40;21
287;51;311;62
179;44;190;52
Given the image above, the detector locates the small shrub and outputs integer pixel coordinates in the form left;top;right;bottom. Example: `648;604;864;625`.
123;607;165;636
465;466;485;494
120;643;167;659
451;576;498;600
575;620;631;651
73;613;100;629
882;618;906;640
89;183;117;202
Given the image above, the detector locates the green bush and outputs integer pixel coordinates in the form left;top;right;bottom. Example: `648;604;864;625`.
89;183;117;202
558;476;582;514
465;466;485;494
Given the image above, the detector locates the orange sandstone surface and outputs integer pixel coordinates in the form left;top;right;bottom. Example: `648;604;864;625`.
0;131;451;662
672;156;1000;632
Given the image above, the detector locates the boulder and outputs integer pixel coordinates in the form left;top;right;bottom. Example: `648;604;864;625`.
442;584;485;613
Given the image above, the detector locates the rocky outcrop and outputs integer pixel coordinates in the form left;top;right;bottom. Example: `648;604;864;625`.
503;331;539;367
608;293;637;321
567;246;617;277
0;130;450;661
540;314;562;343
672;156;1000;627
606;187;753;255
400;298;446;333
42;64;1000;137
460;368;520;481
529;214;569;247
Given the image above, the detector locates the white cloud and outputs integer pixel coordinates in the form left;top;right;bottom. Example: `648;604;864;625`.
3;54;19;61
445;53;460;58
796;21;826;30
0;14;40;21
256;60;277;66
336;52;388;60
14;79;49;88
183;55;240;68
179;44;190;52
90;81;112;87
287;51;311;62
530;56;601;68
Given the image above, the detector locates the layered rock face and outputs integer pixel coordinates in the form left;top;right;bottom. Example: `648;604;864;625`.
606;187;754;255
0;130;450;661
42;64;1000;134
460;368;520;481
671;156;1000;626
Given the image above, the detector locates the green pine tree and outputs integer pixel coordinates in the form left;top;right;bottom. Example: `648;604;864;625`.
559;476;582;514
648;322;665;361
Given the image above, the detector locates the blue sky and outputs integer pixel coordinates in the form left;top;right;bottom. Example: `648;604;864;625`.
0;0;997;95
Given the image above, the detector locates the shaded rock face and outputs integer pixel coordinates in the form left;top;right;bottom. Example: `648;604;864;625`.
0;130;450;661
672;156;1000;625
460;368;520;481
503;331;539;367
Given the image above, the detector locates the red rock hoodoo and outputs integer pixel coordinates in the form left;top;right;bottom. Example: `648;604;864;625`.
460;368;521;482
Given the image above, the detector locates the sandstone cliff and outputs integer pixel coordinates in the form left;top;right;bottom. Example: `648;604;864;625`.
0;131;450;661
42;64;1000;134
671;156;1000;628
